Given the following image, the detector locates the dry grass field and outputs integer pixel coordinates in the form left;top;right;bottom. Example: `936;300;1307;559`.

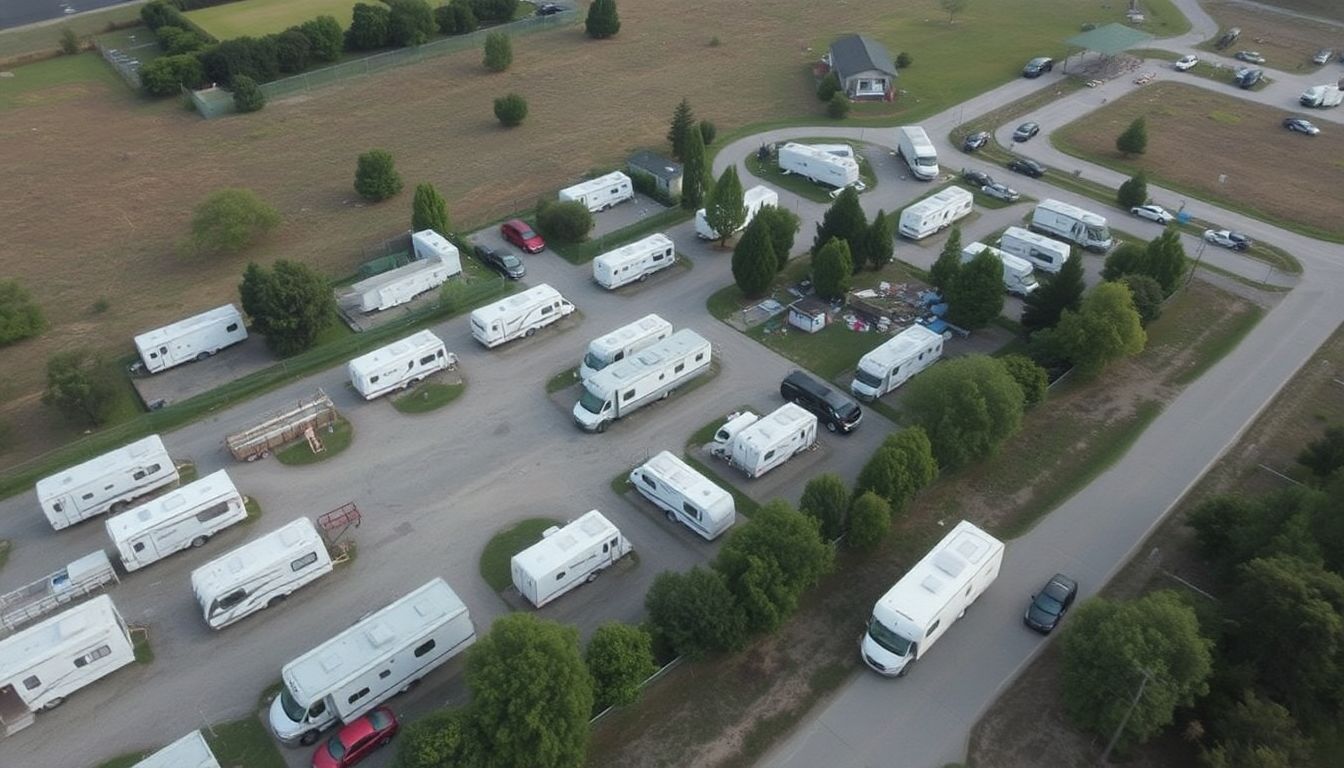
1201;0;1344;72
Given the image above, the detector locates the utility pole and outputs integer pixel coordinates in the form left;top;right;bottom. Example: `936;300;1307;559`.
1100;666;1153;764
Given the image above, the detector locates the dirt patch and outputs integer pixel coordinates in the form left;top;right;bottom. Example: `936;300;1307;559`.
1203;1;1344;67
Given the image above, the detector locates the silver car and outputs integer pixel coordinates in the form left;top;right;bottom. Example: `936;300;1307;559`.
982;183;1020;202
1130;204;1173;224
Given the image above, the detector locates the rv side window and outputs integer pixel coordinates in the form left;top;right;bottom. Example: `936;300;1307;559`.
419;354;437;366
610;537;618;550
291;551;319;572
74;645;112;668
414;639;436;658
82;492;95;501
603;542;609;553
541;305;553;316
764;450;775;461
52;502;63;513
348;688;370;705
226;323;239;332
556;571;566;581
614;352;624;361
623;389;635;402
217;589;247;611
371;375;381;384
23;676;40;690
640;475;657;490
196;501;231;523
132;463;162;481
927;620;941;635
133;542;146;552
682;502;701;521
695;353;705;362
379;670;391;679
674;363;684;373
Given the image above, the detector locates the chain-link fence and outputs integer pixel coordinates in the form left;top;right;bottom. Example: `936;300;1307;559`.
95;35;156;90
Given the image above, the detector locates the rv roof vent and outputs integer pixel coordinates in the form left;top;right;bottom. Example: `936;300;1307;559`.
933;550;966;578
365;623;395;648
541;526;561;539
953;534;987;563
318;652;343;674
919;574;944;594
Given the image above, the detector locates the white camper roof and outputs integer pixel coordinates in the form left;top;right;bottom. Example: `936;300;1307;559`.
472;283;562;321
35;434;170;503
962;242;1006;260
904;187;973;218
1003;226;1067;249
191;518;322;595
0;595;123;679
586;329;709;394
411;229;458;262
860;325;943;370
513;511;618;580
809;143;855;158
643;451;732;511
737;403;815;451
874;520;1003;627
348;330;444;376
588;315;672;358
898;126;936;153
779;143;860;172
594;234;674;269
744;185;780;208
106;469;240;542
1038;198;1107;225
132;731;221;768
133;305;241;351
561;171;631;198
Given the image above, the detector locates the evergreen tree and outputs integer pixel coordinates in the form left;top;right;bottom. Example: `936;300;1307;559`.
944;249;1003;329
482;31;512;71
493;92;528;126
584;0;620;39
411;183;450;234
929;226;962;292
811;186;866;257
816;71;840;102
1121;274;1164;326
864;210;894;270
1116;116;1148;156
1144;228;1188;295
238;260;336;357
755;205;800;272
231;74;265;113
812;238;853;300
730;217;776;298
1116;172;1148;209
666;98;695;162
1021;253;1084;332
704;165;746;246
680;124;711;210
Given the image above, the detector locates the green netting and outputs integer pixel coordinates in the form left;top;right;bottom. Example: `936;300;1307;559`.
357;251;413;279
1065;23;1155;56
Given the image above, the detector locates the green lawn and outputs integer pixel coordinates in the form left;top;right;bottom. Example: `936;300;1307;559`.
187;0;360;38
546;366;580;394
203;716;286;768
480;518;561;591
274;416;353;465
744;147;877;204
0;52;128;111
392;381;465;413
0;2;145;61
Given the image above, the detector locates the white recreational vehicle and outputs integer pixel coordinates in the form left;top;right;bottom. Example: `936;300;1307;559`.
133;304;247;374
629;450;736;540
191;517;333;630
961;242;1039;297
809;143;855;159
860;520;1004;677
711;403;818;479
850;325;944;401
898;187;974;240
578;314;673;380
37;434;179;531
511;511;633;608
105;469;248;573
695;185;779;240
0;595;135;737
132;731;222;768
349;231;462;313
559;171;634;213
470;283;575;348
347;330;455;400
777;143;860;188
268;578;476;746
573;329;712;432
998;226;1071;274
593;233;676;290
1031;199;1113;252
896;126;940;181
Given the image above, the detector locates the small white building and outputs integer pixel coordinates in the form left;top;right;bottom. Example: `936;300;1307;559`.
788;297;829;334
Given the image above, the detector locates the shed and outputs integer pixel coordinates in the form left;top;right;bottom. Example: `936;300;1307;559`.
788;297;829;334
627;150;684;198
827;34;897;101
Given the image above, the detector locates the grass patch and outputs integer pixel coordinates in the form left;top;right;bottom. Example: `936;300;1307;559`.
1136;0;1192;35
257;679;284;708
274;416;353;465
0;539;10;572
744;147;877;204
1151;298;1264;386
0;3;146;62
392;381;465;414
0;52;129;111
132;629;153;664
547;366;580;394
187;0;360;38
550;207;693;265
480;517;561;591
242;496;263;524
175;460;199;485
203;716;286;768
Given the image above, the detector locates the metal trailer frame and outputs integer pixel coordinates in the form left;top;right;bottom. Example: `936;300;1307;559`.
226;390;339;462
0;551;120;634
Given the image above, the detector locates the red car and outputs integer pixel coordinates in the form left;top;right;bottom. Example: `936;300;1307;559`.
311;707;399;768
501;219;545;253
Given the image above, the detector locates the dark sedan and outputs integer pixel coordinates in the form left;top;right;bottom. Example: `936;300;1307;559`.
474;244;526;279
962;131;990;152
1012;121;1040;142
961;168;995;188
1024;573;1079;634
1007;158;1045;178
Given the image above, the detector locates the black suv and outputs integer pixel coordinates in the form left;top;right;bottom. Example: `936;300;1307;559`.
1007;158;1045;178
1022;57;1054;78
780;370;862;433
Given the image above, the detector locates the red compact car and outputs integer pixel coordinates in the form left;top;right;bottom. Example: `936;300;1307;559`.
311;707;399;768
501;219;546;253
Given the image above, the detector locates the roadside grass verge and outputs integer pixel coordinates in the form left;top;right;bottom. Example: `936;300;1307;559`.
546;366;580;394
132;629;153;664
1150;295;1264;386
0;3;145;62
550;207;693;265
392;381;465;414
0;539;9;572
203;716;286;768
274;416;353;466
479;518;562;591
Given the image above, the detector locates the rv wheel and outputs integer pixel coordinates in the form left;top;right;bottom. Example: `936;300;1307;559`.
196;351;210;362
39;696;65;712
190;536;207;549
665;510;678;523
300;730;320;746
638;273;648;282
268;594;287;609
826;421;838;433
110;501;128;514
595;421;607;433
525;327;536;338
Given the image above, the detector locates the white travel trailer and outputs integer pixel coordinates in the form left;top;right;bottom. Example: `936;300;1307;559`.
712;403;818;479
898;187;974;240
268;578;476;746
809;143;855;159
578;314;673;380
777;142;860;188
347;330;455;400
105;469;248;573
470;283;575;348
896;126;940;181
349;231;462;313
961;242;1039;297
573;329;712;432
133;304;247;374
559;171;634;212
510;511;633;608
1031;199;1113;252
132;731;221;768
629;451;735;540
850;325;944;401
860;520;1004;677
998;226;1072;274
695;184;780;240
191;517;333;630
0;595;135;737
593;233;676;290
37;434;179;531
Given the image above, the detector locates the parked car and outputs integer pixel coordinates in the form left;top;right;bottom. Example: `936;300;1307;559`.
500;219;545;253
312;707;399;768
961;168;995;188
1012;121;1040;142
1235;68;1263;89
1173;54;1199;71
962;131;990;152
1023;573;1078;634
780;370;862;433
1283;116;1320;135
1204;229;1252;251
1007;158;1045;178
982;182;1020;202
1313;49;1333;65
1234;50;1265;64
535;2;565;14
474;244;526;279
1130;204;1174;224
1022;56;1054;78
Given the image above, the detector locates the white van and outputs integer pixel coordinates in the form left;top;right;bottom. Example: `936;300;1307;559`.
191;518;333;630
106;469;248;572
347;330;455;400
470;284;575;348
579;314;673;380
593;234;676;290
629;451;736;540
961;242;1039;297
998;226;1071;274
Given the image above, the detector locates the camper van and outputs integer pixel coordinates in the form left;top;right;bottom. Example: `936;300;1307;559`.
898;187;974;240
777;143;860;188
711;403;818;479
961;242;1039;297
896;126;940;181
511;511;633;608
850;325;944;401
860;520;1004;677
349;231;462;313
133;304;247;374
573;329;712;432
0;596;135;737
37;434;179;531
268;578;476;746
695;185;779;240
998;226;1071;274
629;451;735;540
1031;199;1113;252
470;284;575;348
559;171;634;213
191;518;333;630
593;233;676;290
132;731;221;768
106;469;248;572
347;330;454;400
578;314;673;380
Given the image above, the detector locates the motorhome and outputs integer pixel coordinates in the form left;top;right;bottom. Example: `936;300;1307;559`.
0;595;135;737
268;578;476;746
558;171;634;213
347;330;454;400
850;325;944;401
1300;84;1343;108
592;233;677;290
997;226;1071;274
629;450;736;540
349;231;462;313
511;511;633;608
711;403;818;479
896;126;940;181
961;242;1039;297
777;143;860;188
695;185;779;240
132;731;221;768
190;518;333;630
133;304;247;374
860;520;1004;677
470;284;575;348
106;469;248;573
1031;199;1113;252
898;187;973;240
37;434;179;531
573;329;712;432
579;314;673;380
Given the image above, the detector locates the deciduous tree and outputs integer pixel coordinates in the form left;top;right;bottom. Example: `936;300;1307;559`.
355;149;403;202
387;0;435;46
434;0;478;34
346;2;392;50
585;622;656;711
704;165;746;246
730;216;776;298
644;566;746;659
846;491;892;551
535;199;592;243
412;183;450;234
238;260;336;357
299;16;344;62
714;500;834;634
855;427;938;513
799;473;849;540
1199;691;1312;768
1020;253;1084;332
1048;281;1146;377
274;28;311;72
189;188;280;257
944;248;1003;329
0;280;46;346
998;354;1048;406
1299;426;1344;481
904;355;1024;469
811;238;852;300
43;349;118;426
394;709;475;768
1121;273;1164;326
1102;241;1148;282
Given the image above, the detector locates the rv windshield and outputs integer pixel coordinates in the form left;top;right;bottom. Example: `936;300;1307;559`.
582;352;608;372
1086;224;1111;243
854;368;883;388
867;618;914;657
577;387;608;415
278;687;307;723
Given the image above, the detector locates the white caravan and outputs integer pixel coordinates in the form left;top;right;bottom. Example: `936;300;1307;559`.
350;231;462;313
1031;199;1113;252
347;330;454;400
578;314;673;380
37;434;179;531
809;143;855;158
777;142;860;188
511;511;633;608
470;283;575;348
998;226;1071;274
593;233;676;290
896;126;940;181
712;403;818;479
1300;84;1343;108
861;520;1004;676
961;242;1039;297
898;187;974;240
133;304;247;374
629;450;735;540
191;517;333;630
106;469;248;573
132;731;221;768
268;578;476;746
573;329;712;432
0;595;135;737
0;551;119;632
695;185;780;240
559;171;634;212
850;325;944;401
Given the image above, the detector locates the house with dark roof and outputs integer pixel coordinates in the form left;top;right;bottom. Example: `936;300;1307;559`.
627;150;684;199
826;34;897;101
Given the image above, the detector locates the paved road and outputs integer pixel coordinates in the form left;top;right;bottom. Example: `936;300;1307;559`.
0;0;136;32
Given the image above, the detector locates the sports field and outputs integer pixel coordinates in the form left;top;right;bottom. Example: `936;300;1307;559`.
186;0;359;38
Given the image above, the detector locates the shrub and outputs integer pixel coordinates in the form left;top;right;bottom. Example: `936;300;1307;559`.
435;0;477;34
274;28;311;73
198;36;280;86
139;53;205;96
483;31;512;71
847;492;892;551
998;354;1048;406
1121;274;1164;326
231;74;265;113
493;92;528;126
585;623;656;711
346;2;392;51
1116;117;1148;156
0;280;46;346
698;120;716;146
799;473;849;540
714;500;834;634
188;188;280;257
812;238;852;300
469;0;517;22
354;149;403;202
44;349;119;426
905;355;1025;469
585;0;621;39
827;91;851;119
816;71;840;102
896;51;912;68
645;567;746;659
387;0;435;46
157;25;205;55
394;709;473;768
536;199;592;243
59;26;80;55
299;16;343;62
411;183;450;234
